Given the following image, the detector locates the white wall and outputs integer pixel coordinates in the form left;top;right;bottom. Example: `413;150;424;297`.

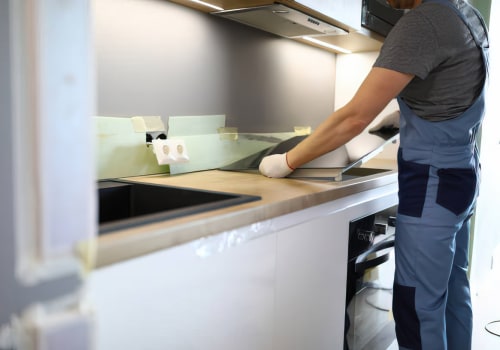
334;52;399;163
470;0;500;294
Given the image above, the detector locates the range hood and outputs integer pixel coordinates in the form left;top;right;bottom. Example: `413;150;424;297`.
213;4;348;39
170;0;384;53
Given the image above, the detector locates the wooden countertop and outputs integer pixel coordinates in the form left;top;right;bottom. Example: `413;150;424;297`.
88;167;397;268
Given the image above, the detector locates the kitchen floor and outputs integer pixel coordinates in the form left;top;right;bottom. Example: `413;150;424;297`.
471;274;500;349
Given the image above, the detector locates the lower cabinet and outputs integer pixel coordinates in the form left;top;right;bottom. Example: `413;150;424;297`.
88;185;397;350
89;231;277;350
275;213;349;350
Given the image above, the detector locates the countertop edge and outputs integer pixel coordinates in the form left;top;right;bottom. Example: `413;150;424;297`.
89;170;398;268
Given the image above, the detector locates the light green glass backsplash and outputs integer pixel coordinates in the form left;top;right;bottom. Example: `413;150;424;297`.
95;115;298;179
94;116;168;180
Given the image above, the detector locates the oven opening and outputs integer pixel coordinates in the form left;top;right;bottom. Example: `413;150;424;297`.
345;206;397;350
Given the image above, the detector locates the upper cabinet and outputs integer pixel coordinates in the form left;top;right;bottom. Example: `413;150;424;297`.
168;0;386;53
295;0;362;31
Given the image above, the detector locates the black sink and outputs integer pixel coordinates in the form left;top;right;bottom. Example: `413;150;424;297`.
98;180;261;234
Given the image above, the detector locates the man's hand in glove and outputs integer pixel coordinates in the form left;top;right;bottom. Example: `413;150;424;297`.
259;153;295;178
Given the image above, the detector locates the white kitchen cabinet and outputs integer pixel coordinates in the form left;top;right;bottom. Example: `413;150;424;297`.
88;184;397;350
89;232;277;350
275;213;349;350
294;0;363;30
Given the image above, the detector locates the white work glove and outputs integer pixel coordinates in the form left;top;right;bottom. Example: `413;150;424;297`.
369;110;400;140
259;153;294;178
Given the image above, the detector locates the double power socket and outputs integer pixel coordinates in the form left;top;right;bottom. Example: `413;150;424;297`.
151;138;189;165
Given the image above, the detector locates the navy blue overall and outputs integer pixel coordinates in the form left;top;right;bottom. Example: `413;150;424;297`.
392;1;489;349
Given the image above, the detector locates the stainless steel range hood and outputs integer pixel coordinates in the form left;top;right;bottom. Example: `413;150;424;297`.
213;4;348;38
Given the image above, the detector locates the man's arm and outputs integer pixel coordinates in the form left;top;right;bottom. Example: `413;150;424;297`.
286;67;413;169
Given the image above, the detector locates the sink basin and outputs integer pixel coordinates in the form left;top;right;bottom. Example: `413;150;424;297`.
98;180;261;234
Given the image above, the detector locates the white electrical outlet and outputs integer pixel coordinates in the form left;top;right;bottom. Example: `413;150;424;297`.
152;139;189;165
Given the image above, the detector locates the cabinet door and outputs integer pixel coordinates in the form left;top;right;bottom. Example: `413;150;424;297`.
89;233;277;350
295;0;362;30
275;213;349;350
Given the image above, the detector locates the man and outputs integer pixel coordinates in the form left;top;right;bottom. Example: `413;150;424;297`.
259;1;489;349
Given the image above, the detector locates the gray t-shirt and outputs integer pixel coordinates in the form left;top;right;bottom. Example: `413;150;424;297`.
374;0;487;121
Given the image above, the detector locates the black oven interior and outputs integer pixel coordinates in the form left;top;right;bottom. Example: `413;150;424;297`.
344;207;397;350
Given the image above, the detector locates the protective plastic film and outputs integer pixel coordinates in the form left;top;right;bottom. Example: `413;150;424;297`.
194;221;273;258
